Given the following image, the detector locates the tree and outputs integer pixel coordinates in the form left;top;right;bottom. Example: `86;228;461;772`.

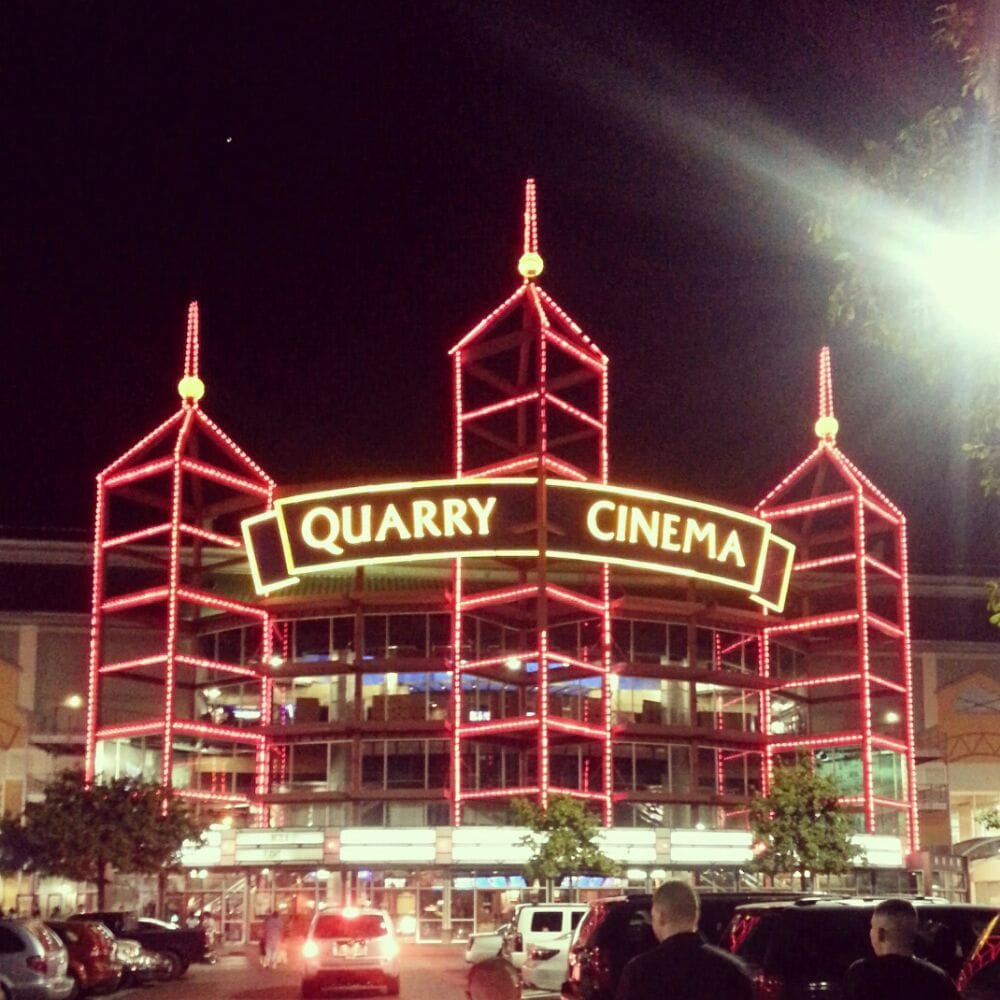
976;806;1000;831
807;2;1000;499
749;757;859;890
0;769;206;908
510;795;619;887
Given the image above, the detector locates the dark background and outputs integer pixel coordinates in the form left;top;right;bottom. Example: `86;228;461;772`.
4;1;997;575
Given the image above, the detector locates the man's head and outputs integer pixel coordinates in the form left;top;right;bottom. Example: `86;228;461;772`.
869;898;918;957
650;881;699;942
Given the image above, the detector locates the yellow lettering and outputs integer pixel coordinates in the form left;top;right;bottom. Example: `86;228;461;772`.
374;503;412;543
717;529;746;566
340;504;372;544
660;513;681;552
682;519;716;558
411;500;442;539
628;506;659;547
302;507;343;555
442;498;473;536
587;500;616;542
466;496;497;535
615;504;628;542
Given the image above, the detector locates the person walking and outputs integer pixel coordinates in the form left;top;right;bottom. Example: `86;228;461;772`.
842;898;959;1000
614;881;753;1000
262;910;284;969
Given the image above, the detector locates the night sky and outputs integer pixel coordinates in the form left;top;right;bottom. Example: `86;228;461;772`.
5;1;998;575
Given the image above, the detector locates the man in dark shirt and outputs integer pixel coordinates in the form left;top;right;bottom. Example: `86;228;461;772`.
614;881;753;1000
842;898;959;1000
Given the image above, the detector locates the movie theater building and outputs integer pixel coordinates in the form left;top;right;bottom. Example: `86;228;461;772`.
79;182;922;940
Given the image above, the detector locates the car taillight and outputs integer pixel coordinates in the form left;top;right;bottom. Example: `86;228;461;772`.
26;954;48;974
514;933;523;951
529;947;560;962
753;971;784;1000
589;946;613;991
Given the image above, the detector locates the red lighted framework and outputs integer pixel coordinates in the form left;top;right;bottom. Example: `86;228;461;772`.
757;348;918;851
84;303;275;821
449;180;614;825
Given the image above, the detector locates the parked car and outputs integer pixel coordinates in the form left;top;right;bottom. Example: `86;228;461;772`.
725;897;998;999
523;925;579;992
111;935;169;988
957;910;1000;999
502;903;589;971
562;891;809;1000
46;920;123;997
75;911;205;980
0;917;74;1000
465;923;508;964
301;906;401;998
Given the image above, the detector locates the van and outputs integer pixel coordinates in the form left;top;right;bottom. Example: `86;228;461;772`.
502;903;589;970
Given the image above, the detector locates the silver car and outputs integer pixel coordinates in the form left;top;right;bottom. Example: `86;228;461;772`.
0;918;73;1000
301;907;401;998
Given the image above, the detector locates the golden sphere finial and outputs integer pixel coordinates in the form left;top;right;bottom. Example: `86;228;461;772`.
178;374;206;402
518;251;544;280
815;414;839;441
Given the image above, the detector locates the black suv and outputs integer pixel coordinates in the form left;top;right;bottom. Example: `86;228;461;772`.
725;897;998;999
562;891;807;1000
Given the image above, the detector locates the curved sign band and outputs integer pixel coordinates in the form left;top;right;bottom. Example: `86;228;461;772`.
241;477;795;611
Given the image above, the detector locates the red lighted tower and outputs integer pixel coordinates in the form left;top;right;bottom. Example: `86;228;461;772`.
84;303;276;822
757;348;918;851
449;180;614;825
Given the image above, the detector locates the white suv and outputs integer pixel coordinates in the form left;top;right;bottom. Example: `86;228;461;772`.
501;903;589;970
301;907;400;998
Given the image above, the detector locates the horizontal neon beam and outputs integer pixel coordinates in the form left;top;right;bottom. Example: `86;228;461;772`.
100;655;166;674
181;524;243;549
461;391;539;422
180;458;271;498
173;721;266;744
460;584;538;610
175;586;269;620
759;491;855;520
104;455;175;488
102;523;171;549
794;553;854;572
456;718;537;737
547;392;602;429
176;655;261;679
458;786;539;800
868;613;904;639
176;789;251;805
548;718;605;739
543;454;589;480
865;554;901;581
97;721;162;740
102;587;170;612
457;651;541;672
765;611;859;635
768;731;863;751
545;583;604;614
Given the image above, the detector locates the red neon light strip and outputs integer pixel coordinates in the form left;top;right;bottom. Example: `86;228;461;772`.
836;448;904;517
104;456;175;488
818;346;834;423
176;655;260;679
101;587;170;612
865;554;902;581
180;457;271;497
196;410;275;485
451;557;463;825
177;789;250;805
543;328;605;372
101;411;185;477
102;523;171;549
757;446;822;507
765;611;859;635
537;289;607;360
768;732;863;751
456;717;537;737
523;177;538;257
173;720;265;744
759;491;855;520
853;497;876;832
602;562;613;824
450;286;528;354
460;786;540;801
175;586;268;619
547;392;602;430
465;456;537;478
459;584;538;611
871;735;908;753
454;352;463;476
528;281;550;329
543;455;589;480
97;721;162;740
793;553;854;572
545;583;605;614
861;492;904;527
868;613;905;639
181;524;243;549
457;651;541;672
184;301;199;382
85;478;107;781
548;718;605;739
461;391;540;422
774;672;906;694
99;655;166;674
897;519;920;850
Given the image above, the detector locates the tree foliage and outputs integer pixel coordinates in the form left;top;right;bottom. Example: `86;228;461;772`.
749;757;859;889
807;1;1000;499
510;794;619;883
977;806;1000;831
0;770;205;908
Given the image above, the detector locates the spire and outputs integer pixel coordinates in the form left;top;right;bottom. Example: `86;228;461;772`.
177;300;206;404
517;178;544;281
814;345;838;443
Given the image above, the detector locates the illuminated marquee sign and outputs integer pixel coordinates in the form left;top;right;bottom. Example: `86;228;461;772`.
242;478;795;611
